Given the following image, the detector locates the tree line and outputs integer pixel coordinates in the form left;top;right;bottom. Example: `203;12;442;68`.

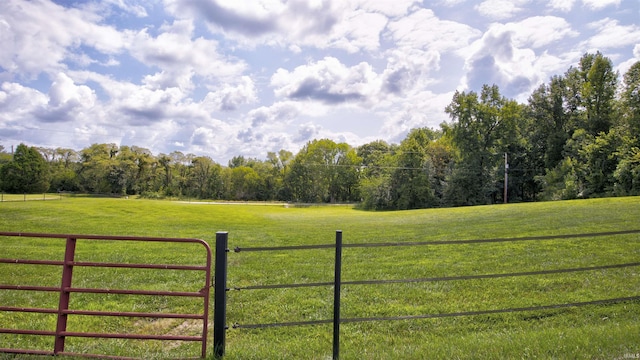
1;52;639;210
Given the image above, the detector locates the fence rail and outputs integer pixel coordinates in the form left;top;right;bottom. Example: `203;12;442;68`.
222;229;640;359
0;232;212;359
0;193;62;202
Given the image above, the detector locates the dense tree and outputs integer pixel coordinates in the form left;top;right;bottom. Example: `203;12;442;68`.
47;148;80;191
444;85;523;205
579;52;618;135
357;140;396;210
286;139;361;203
189;156;222;199
527;76;572;171
621;61;640;139
389;128;439;209
77;143;118;193
266;150;294;200
0;143;50;193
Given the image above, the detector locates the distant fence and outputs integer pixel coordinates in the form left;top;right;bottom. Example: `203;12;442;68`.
0;232;212;359
213;229;640;359
0;193;62;202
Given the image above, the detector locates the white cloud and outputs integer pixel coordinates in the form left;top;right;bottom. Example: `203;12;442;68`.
129;21;246;82
583;18;640;50
32;72;98;123
165;0;420;52
503;16;578;48
381;90;454;139
325;10;388;53
2;1;639;164
203;76;258;112
548;0;576;11
617;44;640;75
386;9;482;53
102;0;149;17
461;27;542;99
454;14;582;100
0;82;48;122
0;0;127;77
47;73;96;109
248;102;302;127
475;0;529;20
271;57;381;105
381;48;440;97
351;0;422;17
581;0;621;10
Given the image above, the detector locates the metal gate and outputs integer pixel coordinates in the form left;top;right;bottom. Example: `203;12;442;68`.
0;231;212;359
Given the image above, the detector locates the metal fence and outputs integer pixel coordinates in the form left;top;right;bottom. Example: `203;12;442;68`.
0;193;62;202
0;232;212;359
214;229;640;359
2;230;638;358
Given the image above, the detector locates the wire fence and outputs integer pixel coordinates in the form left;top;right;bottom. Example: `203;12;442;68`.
0;193;62;202
214;229;640;358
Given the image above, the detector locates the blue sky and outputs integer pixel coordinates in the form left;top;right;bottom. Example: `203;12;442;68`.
1;0;639;163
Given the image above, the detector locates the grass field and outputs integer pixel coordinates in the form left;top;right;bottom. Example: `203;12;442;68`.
0;196;639;359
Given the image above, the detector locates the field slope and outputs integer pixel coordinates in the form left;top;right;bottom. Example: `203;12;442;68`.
0;196;639;359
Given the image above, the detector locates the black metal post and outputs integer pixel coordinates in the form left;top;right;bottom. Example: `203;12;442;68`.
333;230;343;360
213;232;228;358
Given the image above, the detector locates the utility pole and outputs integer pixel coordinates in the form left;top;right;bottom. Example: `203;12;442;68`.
504;153;508;204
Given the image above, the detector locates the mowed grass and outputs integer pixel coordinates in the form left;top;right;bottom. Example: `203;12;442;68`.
0;196;639;359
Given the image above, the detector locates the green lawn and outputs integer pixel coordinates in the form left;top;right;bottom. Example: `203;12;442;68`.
0;197;639;359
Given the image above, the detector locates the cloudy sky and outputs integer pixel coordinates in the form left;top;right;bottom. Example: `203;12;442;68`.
1;0;639;163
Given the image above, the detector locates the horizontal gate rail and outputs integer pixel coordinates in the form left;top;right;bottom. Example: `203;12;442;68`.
0;258;207;270
0;231;212;359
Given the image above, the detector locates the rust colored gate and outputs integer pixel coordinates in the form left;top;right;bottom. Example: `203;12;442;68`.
0;232;212;359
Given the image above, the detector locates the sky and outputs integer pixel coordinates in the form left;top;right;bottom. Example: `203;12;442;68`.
1;0;639;164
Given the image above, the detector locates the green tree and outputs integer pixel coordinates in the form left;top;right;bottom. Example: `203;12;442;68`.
286;139;361;203
78;143;118;193
46;148;80;191
267;149;294;201
168;151;194;198
0;143;50;193
224;166;261;200
389;128;440;210
613;146;640;196
526;76;572;171
357;140;396;210
579;52;618;135
188;156;222;199
621;61;640;139
444;85;522;205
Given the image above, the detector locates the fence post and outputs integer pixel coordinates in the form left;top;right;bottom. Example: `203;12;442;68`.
54;236;77;354
213;232;228;358
333;230;343;360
